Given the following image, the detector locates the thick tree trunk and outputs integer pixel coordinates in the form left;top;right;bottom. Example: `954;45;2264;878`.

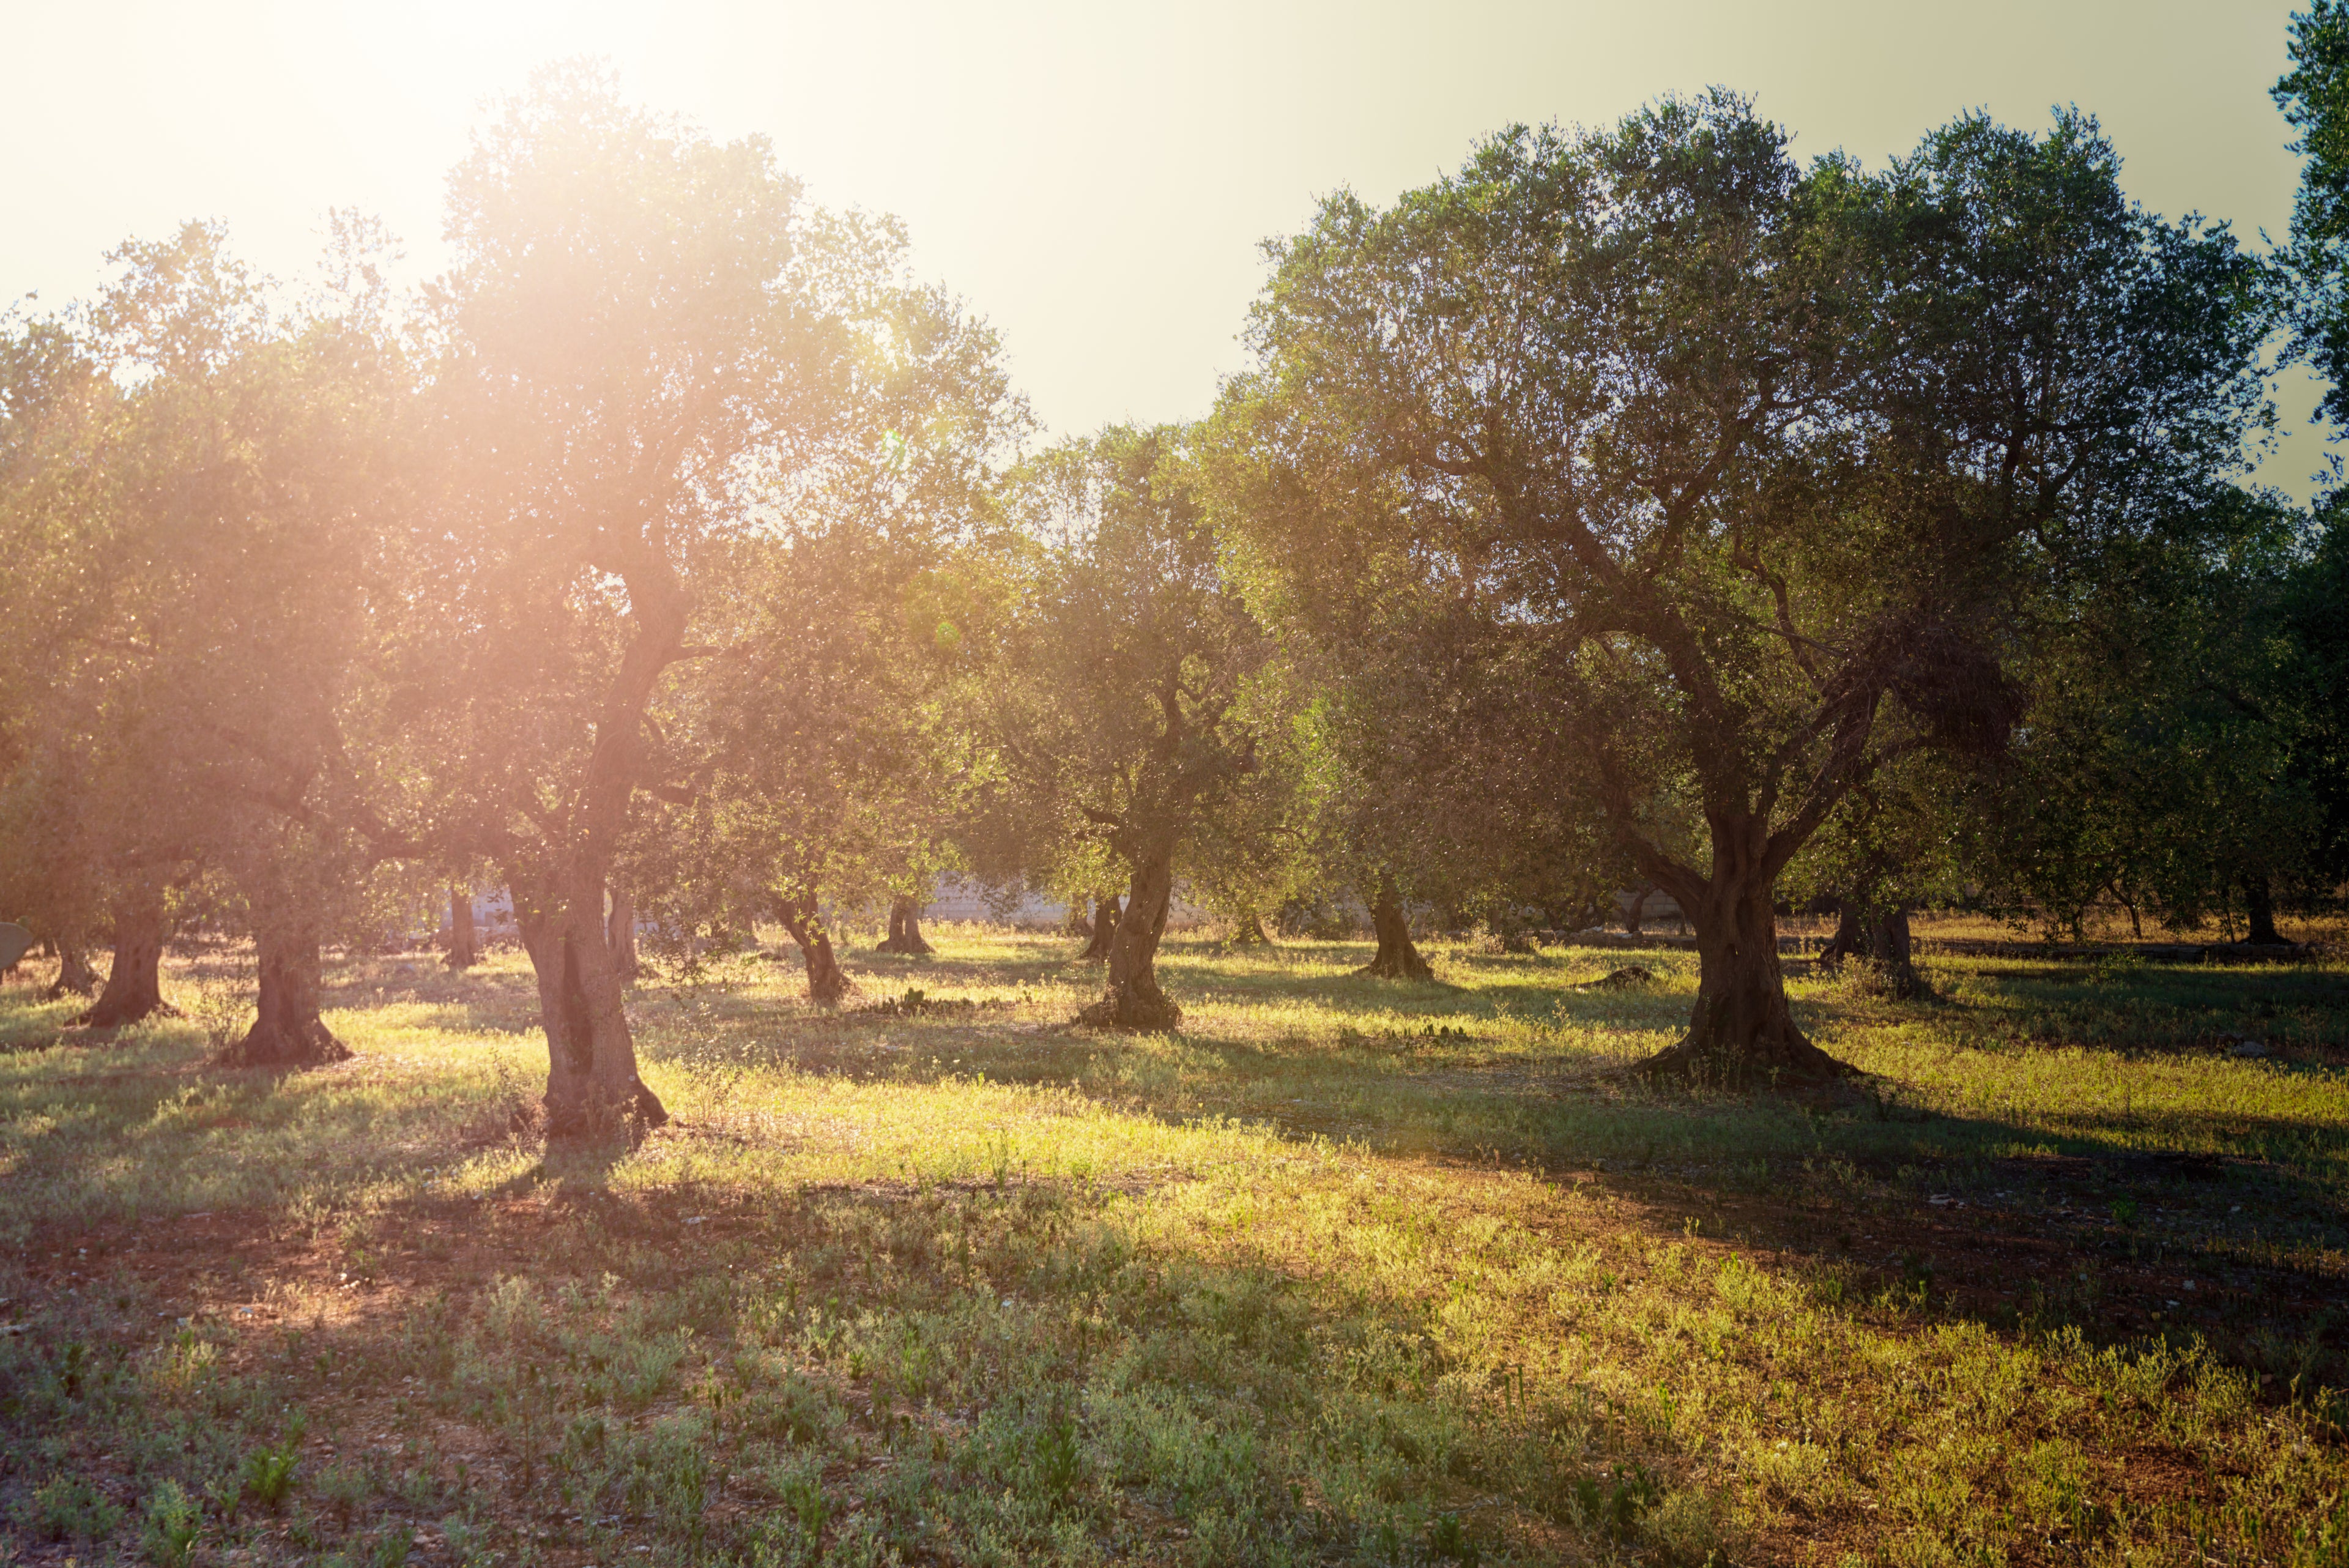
607;881;639;979
1624;885;1655;937
875;894;935;956
777;896;853;1004
1819;901;1925;998
1357;875;1433;980
1079;894;1121;960
2243;872;2284;946
1227;908;1274;945
518;874;667;1140
46;938;98;999
1636;869;1847;1084
1081;854;1181;1029
219;915;351;1069
77;886;171;1027
1819;903;1863;962
445;885;477;971
502;541;687;1142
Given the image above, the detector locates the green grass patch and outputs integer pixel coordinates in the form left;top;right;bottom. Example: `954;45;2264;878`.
1;929;2345;1564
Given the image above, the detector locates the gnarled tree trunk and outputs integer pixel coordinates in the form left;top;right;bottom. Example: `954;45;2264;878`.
1357;874;1433;980
219;910;351;1068
446;885;477;971
518;872;667;1139
777;895;853;1004
875;894;934;955
1636;855;1846;1085
46;938;98;999
1079;894;1121;960
510;555;691;1142
1081;853;1181;1029
607;881;639;979
1819;900;1924;998
78;885;171;1027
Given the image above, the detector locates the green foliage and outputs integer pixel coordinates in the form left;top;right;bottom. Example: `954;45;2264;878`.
141;1479;201;1566
1963;492;2329;937
959;425;1301;1016
3;935;2347;1563
2278;0;2349;427
242;1430;301;1509
21;1471;122;1542
1212;90;2274;1061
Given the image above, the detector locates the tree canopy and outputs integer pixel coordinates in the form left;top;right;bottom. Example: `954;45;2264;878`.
0;63;2336;1134
1211;94;2271;1079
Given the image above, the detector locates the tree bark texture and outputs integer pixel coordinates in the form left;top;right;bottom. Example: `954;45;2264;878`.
1635;863;1847;1085
777;896;853;1004
1358;875;1434;980
875;894;935;955
1819;901;1925;998
78;885;171;1027
446;885;477;971
607;881;639;978
46;938;98;999
511;554;688;1141
518;878;667;1139
1078;894;1121;960
1081;855;1181;1030
218;914;351;1069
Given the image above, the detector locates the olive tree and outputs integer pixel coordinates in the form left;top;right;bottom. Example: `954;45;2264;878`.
415;67;847;1133
1217;95;2268;1080
0;220;407;1053
966;426;1271;1029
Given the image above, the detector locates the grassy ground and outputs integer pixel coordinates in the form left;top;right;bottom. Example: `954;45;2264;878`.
1;927;2345;1567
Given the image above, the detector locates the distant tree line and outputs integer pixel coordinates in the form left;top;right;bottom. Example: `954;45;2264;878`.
3;38;2345;1129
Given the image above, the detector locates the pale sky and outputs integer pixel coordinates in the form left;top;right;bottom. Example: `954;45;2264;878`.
2;0;2326;490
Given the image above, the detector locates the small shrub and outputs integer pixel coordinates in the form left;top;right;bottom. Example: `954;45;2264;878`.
188;970;255;1052
1032;1402;1083;1503
143;1479;201;1567
1427;1510;1480;1564
23;1471;124;1542
245;1436;301;1508
442;1514;489;1566
729;1373;841;1446
363;1525;416;1567
776;1455;829;1540
1572;1463;1661;1540
314;1460;372;1526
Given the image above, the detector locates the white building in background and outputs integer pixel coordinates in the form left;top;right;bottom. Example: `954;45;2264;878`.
428;877;1663;943
427;877;1222;942
919;875;1208;931
436;886;518;936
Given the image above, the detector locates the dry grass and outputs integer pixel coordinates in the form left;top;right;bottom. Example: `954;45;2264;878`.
1;928;2344;1566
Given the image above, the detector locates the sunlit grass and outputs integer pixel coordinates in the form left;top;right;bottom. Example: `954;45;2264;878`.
1;929;2344;1564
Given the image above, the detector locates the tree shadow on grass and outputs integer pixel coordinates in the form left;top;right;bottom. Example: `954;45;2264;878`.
618;939;2349;1394
0;1169;1705;1568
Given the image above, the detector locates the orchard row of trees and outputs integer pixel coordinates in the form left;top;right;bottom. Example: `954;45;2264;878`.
4;53;2346;1129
